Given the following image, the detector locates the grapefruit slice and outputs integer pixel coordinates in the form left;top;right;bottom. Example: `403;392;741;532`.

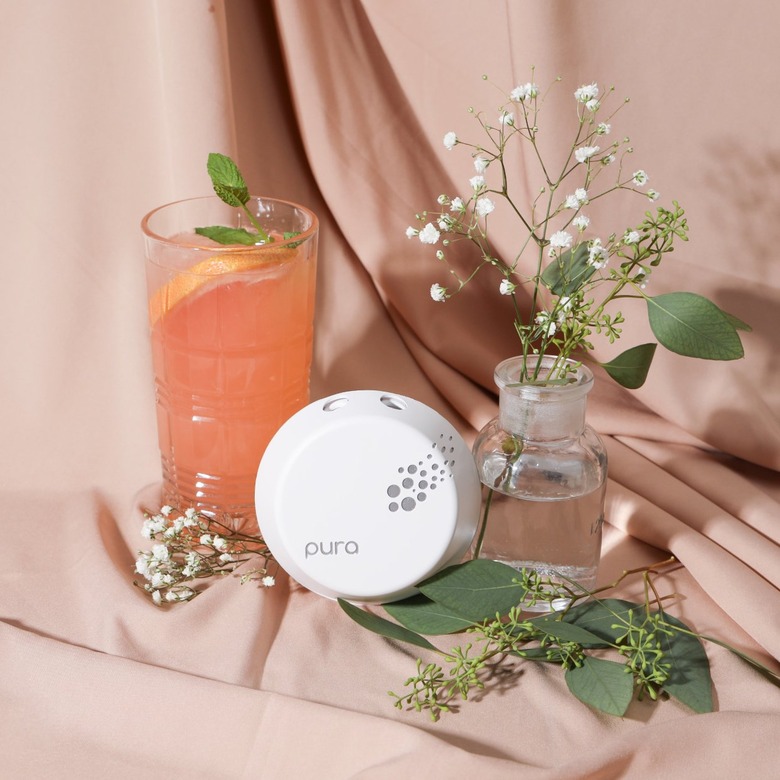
148;246;296;326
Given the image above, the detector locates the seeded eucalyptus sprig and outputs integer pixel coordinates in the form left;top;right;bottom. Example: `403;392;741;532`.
339;559;780;720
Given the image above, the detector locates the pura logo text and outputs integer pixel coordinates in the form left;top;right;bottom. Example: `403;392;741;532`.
304;540;360;558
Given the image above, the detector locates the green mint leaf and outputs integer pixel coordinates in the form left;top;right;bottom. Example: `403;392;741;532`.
646;292;745;360
384;594;476;635
207;152;249;207
194;226;262;246
337;598;439;652
599;343;657;389
565;657;635;716
417;559;528;623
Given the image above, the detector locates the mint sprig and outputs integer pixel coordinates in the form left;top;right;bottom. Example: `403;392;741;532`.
195;152;272;245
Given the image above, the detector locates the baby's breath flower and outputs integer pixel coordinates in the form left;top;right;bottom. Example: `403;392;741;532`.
474;156;489;173
575;83;599;103
475;197;495;217
573;214;590;231
152;544;169;562
596;122;611;135
449;197;464;212
405;226;418;239
585;99;600;112
418;223;441;244
511;82;538;100
587;239;609;269
212;536;228;552
499;111;515;126
430;283;448;302
565;188;589;209
647;189;660;201
199;534;212;545
160;505;173;517
219;553;234;563
632;170;649;186
575;145;600;164
261;575;276;588
443;131;457;150
624;230;641;245
549;231;573;250
499;279;516;295
436;194;449;205
437;218;448;231
135;554;151;577
535;311;557;337
469;175;486;191
152;590;162;605
602;154;616;166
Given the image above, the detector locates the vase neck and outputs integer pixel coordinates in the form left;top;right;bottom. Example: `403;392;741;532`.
495;356;593;441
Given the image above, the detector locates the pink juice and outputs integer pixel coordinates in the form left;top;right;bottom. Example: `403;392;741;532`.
149;243;316;527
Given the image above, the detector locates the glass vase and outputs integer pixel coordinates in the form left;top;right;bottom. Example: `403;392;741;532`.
472;355;607;612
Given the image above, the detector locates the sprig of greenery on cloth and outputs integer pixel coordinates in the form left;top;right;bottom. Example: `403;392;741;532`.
338;558;780;720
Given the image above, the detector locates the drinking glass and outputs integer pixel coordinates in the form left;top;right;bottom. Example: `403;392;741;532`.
141;196;318;529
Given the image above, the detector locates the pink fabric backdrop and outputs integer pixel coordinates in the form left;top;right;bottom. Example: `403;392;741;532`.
1;1;778;777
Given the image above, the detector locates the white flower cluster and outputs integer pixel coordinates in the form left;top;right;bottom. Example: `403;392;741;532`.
134;506;276;605
405;72;677;371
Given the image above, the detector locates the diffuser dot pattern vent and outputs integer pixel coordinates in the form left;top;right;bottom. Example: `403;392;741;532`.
386;433;456;512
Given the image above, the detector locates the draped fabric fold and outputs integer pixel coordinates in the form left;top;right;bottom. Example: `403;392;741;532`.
1;0;778;777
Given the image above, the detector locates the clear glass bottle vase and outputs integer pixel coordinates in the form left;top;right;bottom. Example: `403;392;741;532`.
472;355;607;612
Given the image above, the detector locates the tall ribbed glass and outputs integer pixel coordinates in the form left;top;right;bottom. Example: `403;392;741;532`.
141;196;318;530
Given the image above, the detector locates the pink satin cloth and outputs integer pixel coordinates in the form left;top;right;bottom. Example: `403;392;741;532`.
1;1;778;777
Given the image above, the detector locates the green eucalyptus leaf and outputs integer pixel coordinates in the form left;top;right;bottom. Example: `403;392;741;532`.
723;312;752;332
559;598;639;644
384;594;476;635
417;560;527;623
194;226;260;246
541;243;594;295
659;613;713;713
646;292;744;360
599;343;657;389
529;614;612;647
337;598;438;652
207;152;250;207
565;657;635;716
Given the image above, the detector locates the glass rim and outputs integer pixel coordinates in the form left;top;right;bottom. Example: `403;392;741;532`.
140;194;319;252
494;355;594;398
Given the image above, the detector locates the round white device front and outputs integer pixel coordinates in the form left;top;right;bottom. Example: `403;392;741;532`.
255;390;482;603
